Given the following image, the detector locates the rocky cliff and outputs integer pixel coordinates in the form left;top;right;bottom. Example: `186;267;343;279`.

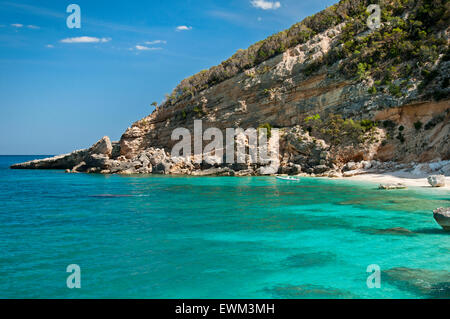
11;0;450;177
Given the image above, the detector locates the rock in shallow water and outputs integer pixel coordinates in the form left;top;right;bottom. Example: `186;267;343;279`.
265;284;355;299
378;183;407;190
383;267;450;298
363;227;414;236
433;207;450;231
283;252;336;268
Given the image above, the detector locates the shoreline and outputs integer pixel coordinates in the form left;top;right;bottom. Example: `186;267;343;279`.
332;171;450;190
6;154;450;191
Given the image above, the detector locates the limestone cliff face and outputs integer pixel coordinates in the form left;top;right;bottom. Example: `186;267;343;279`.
121;24;352;157
120;22;449;163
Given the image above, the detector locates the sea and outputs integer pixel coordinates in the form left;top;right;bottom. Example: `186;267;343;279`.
0;155;448;299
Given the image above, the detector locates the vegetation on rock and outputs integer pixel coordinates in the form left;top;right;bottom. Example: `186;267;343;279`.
160;0;449;106
303;114;379;146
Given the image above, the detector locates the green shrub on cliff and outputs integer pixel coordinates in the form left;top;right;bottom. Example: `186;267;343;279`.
336;0;448;91
396;132;406;143
414;121;423;130
304;114;376;146
368;86;377;94
389;84;402;97
360;119;377;132
305;114;321;123
258;123;272;139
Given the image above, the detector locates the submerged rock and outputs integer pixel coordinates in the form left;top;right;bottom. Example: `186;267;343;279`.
283;252;336;268
427;175;446;187
383;267;450;299
89;194;134;198
265;284;354;299
433;207;450;231
378;183;407;190
364;227;415;236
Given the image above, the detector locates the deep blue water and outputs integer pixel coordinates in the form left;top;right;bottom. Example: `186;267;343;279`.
0;155;448;299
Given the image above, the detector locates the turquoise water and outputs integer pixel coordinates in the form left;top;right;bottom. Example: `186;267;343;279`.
0;155;448;299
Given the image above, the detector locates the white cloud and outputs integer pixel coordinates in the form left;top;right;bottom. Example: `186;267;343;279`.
144;40;167;45
27;25;40;29
46;44;54;48
135;45;162;51
251;0;281;10
60;36;111;43
176;25;192;31
11;23;24;28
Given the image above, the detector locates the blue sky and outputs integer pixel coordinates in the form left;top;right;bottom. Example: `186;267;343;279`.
0;0;337;155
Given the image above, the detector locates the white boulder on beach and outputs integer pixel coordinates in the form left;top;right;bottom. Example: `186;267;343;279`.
427;175;446;187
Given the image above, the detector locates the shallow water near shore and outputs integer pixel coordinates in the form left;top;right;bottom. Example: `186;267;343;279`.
1;156;449;299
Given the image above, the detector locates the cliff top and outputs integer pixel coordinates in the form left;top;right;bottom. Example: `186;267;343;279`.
157;0;449;109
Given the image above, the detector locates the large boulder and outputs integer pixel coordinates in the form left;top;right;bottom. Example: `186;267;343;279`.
313;165;329;174
433;207;450;231
258;165;278;175
190;167;233;176
427;175;446;187
280;126;329;166
343;169;364;177
85;154;111;169
89;136;113;157
146;148;167;166
153;162;172;174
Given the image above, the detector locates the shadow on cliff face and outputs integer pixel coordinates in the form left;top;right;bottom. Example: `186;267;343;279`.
383;267;450;299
